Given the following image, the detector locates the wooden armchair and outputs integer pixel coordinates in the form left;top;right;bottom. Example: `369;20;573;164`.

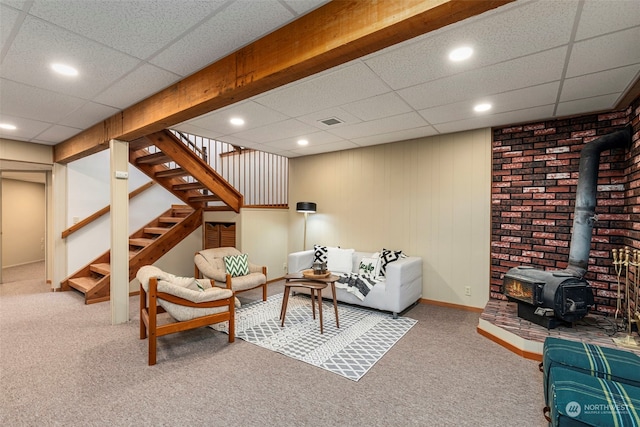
194;247;267;301
137;265;235;366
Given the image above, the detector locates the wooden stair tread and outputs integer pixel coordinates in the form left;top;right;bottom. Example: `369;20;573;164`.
173;182;205;191
129;137;153;151
144;227;170;235
155;168;187;178
68;277;100;293
90;263;110;275
136;152;171;165
159;216;182;224
188;194;221;202
129;237;155;247
171;208;195;216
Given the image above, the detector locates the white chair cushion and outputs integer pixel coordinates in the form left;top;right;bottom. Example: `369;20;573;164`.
136;265;239;322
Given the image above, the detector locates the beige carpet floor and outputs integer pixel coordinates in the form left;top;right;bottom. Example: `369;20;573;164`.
0;262;546;426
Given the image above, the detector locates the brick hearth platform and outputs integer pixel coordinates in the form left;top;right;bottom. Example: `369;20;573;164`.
477;300;640;361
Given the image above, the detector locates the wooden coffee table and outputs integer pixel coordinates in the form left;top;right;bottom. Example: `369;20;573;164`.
280;272;340;334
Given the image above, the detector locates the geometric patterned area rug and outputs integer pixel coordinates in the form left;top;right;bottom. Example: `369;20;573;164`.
212;293;417;381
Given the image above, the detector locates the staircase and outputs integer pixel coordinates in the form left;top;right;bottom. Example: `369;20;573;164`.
61;206;201;304
130;130;243;212
62;129;244;304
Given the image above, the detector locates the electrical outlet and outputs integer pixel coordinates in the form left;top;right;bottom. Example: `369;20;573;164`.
464;286;471;296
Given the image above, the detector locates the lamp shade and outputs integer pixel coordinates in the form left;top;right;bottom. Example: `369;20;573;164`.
296;202;317;213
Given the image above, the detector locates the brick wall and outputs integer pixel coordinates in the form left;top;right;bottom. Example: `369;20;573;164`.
491;95;640;314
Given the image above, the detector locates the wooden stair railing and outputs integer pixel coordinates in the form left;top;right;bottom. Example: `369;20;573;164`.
130;130;243;213
60;205;202;304
61;181;155;239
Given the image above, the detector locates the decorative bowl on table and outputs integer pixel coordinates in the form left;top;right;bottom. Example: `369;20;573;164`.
302;269;331;279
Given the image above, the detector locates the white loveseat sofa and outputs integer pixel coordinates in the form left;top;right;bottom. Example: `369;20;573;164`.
287;248;423;318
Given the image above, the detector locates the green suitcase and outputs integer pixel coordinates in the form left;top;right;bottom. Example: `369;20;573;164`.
542;337;640;405
545;366;640;426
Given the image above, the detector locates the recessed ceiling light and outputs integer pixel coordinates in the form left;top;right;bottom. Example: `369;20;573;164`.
230;117;244;126
474;103;492;112
449;46;473;62
51;63;78;76
297;139;309;146
0;123;17;130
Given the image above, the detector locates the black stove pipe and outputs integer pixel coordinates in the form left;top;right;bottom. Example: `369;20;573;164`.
565;126;632;278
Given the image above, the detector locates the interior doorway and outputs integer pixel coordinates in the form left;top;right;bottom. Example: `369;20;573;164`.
0;170;47;285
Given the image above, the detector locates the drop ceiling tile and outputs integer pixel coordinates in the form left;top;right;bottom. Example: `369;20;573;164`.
186;101;289;134
327;112;428;139
58;102;120;130
0;4;19;53
575;0;640;41
255;62;391;117
93;64;181;109
566;27;640;78
0;114;51;141
150;1;293;76
0;16;140;99
398;47;567;111
171;123;222;140
556;94;620;117
364;0;576;90
0;79;85;123
419;82;559;125
560;65;640;102
34;124;81;142
0;1;27;9
295;107;362;129
351;125;438;147
232;119;318;144
264;131;342;150
433;105;554;134
282;0;329;15
343;92;413;122
290;140;358;156
28;0;228;60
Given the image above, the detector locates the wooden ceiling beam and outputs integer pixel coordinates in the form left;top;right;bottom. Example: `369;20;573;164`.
54;0;513;163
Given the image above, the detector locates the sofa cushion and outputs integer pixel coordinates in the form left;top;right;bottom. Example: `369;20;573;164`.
327;247;354;274
380;248;405;277
224;253;249;277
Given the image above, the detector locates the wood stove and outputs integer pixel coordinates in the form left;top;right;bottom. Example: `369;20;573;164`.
503;266;594;328
501;127;631;329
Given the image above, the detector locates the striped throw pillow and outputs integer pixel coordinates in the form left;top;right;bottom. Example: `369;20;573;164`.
224;253;249;277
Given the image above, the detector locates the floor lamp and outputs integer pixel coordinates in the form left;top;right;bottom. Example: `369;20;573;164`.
296;202;316;250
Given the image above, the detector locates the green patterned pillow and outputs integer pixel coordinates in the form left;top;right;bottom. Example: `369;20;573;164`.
224;253;249;277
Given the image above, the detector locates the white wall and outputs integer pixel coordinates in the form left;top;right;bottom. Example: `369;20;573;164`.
1;178;46;267
288;129;492;308
240;208;289;279
66;150;183;274
203;208;289;281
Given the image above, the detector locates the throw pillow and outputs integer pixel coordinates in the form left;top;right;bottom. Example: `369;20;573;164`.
314;245;329;263
327;247;355;274
358;256;380;277
379;248;405;277
224;253;249;277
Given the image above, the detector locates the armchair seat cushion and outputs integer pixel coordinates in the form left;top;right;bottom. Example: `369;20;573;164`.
136;265;238;322
227;272;267;291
